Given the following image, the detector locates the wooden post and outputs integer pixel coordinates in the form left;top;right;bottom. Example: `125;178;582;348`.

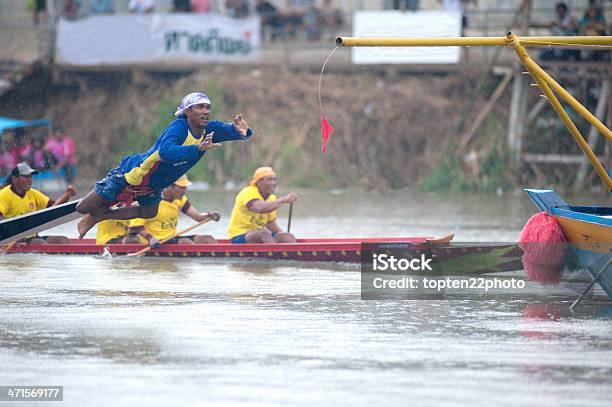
508;1;531;164
460;71;513;150
508;70;528;163
526;98;547;124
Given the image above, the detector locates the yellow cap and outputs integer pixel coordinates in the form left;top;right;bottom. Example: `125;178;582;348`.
174;175;192;188
250;167;276;186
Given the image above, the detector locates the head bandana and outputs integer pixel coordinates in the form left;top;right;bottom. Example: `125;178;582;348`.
174;92;211;117
250;167;276;186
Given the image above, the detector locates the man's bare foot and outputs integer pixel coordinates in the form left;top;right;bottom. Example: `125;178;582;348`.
77;214;97;239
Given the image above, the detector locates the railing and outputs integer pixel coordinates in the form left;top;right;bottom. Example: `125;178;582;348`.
1;2;612;67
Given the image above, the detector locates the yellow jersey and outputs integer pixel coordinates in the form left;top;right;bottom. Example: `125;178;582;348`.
96;219;131;245
129;196;189;242
0;185;50;219
228;185;276;239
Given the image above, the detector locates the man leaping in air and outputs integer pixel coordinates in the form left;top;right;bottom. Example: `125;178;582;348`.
76;92;252;238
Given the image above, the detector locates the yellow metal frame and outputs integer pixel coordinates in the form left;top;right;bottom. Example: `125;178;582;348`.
336;33;612;191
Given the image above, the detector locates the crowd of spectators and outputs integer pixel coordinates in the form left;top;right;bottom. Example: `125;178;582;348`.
540;0;610;62
27;0;612;46
46;0;345;41
254;0;343;41
0;126;77;181
172;0;345;38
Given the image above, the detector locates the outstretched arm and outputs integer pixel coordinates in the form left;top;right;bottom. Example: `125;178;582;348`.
247;193;298;214
232;114;249;136
209;115;253;143
185;205;221;222
126;226;160;248
52;185;77;206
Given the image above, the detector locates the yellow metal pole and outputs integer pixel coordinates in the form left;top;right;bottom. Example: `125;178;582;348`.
336;37;508;47
336;35;612;48
506;33;612;191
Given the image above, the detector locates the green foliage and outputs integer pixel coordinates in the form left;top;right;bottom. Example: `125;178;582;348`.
420;153;471;192
109;94;177;166
420;112;511;192
291;167;336;188
476;113;510;192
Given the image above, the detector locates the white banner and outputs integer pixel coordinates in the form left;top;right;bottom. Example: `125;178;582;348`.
351;11;461;65
56;14;261;66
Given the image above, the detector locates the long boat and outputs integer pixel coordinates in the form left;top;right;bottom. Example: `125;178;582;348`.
525;189;612;298
3;236;524;273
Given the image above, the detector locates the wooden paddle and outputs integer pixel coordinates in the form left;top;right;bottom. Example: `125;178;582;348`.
127;217;212;257
426;234;454;245
287;202;293;233
0;240;17;255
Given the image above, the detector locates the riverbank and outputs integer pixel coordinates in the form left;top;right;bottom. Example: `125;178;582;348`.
0;64;597;193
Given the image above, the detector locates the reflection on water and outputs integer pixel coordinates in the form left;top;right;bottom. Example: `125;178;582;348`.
0;326;161;364
1;191;612;406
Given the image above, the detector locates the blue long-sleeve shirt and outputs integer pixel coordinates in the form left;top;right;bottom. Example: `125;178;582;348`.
119;117;252;189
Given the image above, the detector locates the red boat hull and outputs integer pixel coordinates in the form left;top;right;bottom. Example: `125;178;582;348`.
5;237;524;273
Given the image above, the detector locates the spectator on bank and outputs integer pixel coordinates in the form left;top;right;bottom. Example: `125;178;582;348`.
9;129;31;165
579;3;606;36
26;134;55;172
226;0;250;18
128;0;155;13
393;0;419;11
191;0;212;12
255;0;286;40
90;0;116;14
320;0;343;38
540;2;579;61
285;0;319;39
173;0;191;12
579;2;609;61
0;142;17;177
303;4;322;40
551;2;577;36
45;127;77;182
28;0;47;25
63;0;81;20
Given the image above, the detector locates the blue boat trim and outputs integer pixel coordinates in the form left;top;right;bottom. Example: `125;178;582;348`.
524;189;569;211
551;207;612;226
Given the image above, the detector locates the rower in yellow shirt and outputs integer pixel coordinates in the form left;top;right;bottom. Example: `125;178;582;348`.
96;211;131;244
228;166;298;244
0;162;76;244
123;175;220;246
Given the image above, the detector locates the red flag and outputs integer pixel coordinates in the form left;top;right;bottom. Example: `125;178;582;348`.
321;112;334;152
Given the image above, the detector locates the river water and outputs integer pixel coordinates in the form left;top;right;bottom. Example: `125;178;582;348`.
1;189;611;406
